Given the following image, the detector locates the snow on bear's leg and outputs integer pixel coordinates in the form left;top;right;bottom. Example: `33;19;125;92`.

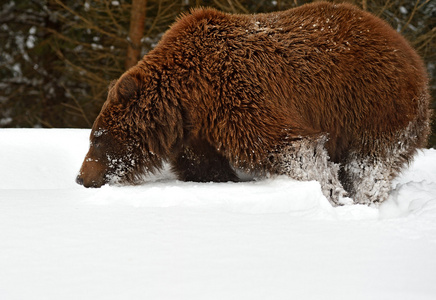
267;135;347;206
340;155;392;205
340;102;431;206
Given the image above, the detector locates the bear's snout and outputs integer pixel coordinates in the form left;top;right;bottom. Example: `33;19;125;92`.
75;172;106;188
76;158;108;188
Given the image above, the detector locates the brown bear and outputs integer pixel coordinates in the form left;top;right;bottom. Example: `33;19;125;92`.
76;1;431;206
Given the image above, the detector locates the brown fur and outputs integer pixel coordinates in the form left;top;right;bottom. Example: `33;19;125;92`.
76;2;431;205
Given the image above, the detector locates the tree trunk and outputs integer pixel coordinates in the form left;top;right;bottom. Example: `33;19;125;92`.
125;0;147;70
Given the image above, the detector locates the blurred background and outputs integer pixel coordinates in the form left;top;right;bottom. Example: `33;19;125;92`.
1;0;435;147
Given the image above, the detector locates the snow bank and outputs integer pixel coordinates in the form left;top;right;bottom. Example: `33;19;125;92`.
0;129;87;189
1;129;436;300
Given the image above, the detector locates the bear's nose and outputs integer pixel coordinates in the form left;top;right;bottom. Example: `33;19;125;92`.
76;175;84;186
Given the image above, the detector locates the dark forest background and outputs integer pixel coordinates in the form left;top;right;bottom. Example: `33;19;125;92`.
1;0;435;146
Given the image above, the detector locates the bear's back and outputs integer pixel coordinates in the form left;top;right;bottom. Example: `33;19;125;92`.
149;2;429;160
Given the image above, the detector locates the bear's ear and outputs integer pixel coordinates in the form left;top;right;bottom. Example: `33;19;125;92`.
116;73;140;104
108;80;117;91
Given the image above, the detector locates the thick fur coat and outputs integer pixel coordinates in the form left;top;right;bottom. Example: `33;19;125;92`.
77;2;431;205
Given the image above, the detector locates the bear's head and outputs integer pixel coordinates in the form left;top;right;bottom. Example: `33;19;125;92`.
76;67;182;188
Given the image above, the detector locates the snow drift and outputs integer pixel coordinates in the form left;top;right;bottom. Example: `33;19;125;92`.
1;129;436;300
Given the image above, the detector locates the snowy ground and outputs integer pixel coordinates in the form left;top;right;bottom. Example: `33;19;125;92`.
1;129;436;300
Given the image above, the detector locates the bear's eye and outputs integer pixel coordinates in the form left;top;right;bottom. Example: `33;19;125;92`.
91;139;103;149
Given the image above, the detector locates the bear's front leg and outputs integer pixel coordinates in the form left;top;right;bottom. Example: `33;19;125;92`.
170;137;238;183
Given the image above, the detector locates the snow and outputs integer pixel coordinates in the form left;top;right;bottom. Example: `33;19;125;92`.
1;128;436;300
